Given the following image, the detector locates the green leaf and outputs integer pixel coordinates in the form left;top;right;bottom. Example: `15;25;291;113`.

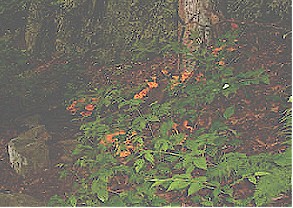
91;180;109;202
247;176;257;184
172;174;191;179
132;117;147;130
68;195;77;206
254;171;270;176
154;139;172;151
144;151;155;165
223;105;235;119
105;195;125;206
188;182;203;196
134;159;145;173
146;115;160;122
260;75;270;84
118;100;129;109
167;181;190;191
193;157;207;170
151;180;167;188
201;200;213;206
160;120;173;136
170;133;185;144
183;154;193;168
273;149;291;167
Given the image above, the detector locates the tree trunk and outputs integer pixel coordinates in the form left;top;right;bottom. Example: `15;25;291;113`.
25;2;42;53
178;0;216;44
178;0;218;71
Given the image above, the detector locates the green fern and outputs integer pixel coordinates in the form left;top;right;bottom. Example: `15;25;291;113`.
278;107;292;141
207;150;291;206
207;152;249;180
253;166;291;206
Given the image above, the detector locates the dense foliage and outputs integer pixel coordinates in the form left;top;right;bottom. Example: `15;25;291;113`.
48;28;291;206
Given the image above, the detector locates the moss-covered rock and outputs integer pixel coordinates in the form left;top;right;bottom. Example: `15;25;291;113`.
7;125;51;177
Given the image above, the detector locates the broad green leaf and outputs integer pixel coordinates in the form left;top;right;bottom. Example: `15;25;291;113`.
68;195;77;206
167;181;190;191
172;173;191;179
223;105;235;119
103;98;111;107
183;154;193;167
97;188;109;202
186;165;195;175
91;180;109;202
170;133;185;144
247;176;257;184
146;115;160;122
91;180;101;194
201;200;213;206
160;120;173;136
132;117;147;130
105;195;126;206
144;152;155;165
193;157;207;170
260;75;270;84
188;182;203;196
196;176;207;183
254;171;270;176
154;139;172;151
273;149;291;167
151;180;167;188
118;100;129;109
134;159;145;173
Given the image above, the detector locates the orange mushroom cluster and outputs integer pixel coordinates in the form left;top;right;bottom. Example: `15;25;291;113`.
66;100;79;114
162;68;195;89
180;70;193;82
104;130;126;143
134;81;158;99
172;120;194;134
218;60;225;66
100;130;137;158
66;97;99;117
211;46;224;56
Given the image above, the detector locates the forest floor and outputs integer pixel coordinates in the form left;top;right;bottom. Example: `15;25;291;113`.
0;26;291;206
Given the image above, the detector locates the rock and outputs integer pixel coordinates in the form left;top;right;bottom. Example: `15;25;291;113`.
0;193;45;206
7;125;51;177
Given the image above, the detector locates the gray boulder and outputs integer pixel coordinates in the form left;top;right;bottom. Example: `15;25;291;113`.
7;125;51;177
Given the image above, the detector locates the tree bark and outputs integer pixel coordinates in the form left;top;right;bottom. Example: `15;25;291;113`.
178;0;216;71
178;0;214;45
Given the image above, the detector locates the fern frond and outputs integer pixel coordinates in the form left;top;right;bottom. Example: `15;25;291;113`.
207;152;248;180
253;167;291;206
278;108;292;140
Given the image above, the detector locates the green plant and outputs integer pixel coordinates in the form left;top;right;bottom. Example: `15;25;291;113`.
49;30;291;207
278;99;292;141
165;30;269;121
207;151;291;206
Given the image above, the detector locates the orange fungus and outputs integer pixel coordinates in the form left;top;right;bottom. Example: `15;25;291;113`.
147;82;158;89
85;104;95;111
